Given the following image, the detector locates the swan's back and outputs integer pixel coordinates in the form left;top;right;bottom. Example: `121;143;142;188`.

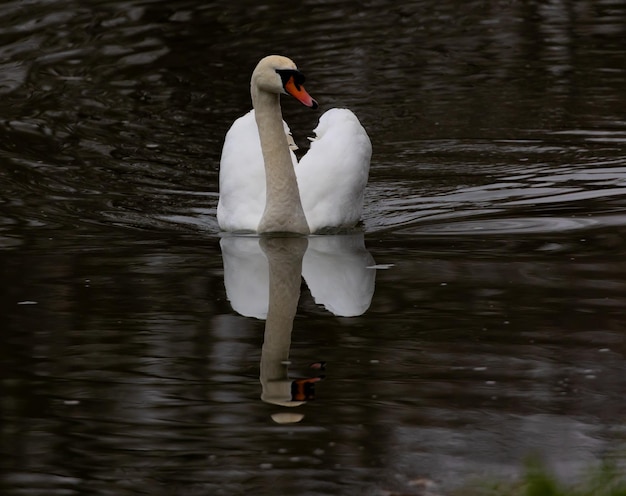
296;108;371;232
218;108;370;233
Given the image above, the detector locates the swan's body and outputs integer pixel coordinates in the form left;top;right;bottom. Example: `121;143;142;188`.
297;108;371;232
217;55;371;234
217;110;298;232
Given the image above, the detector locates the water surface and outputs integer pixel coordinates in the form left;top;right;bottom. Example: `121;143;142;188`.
1;1;625;495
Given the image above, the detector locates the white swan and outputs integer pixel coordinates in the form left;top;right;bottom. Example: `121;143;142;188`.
217;55;371;234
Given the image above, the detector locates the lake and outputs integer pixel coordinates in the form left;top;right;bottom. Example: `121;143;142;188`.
1;1;625;495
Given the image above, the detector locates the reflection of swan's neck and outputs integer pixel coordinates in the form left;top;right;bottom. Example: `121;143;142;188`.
259;237;307;407
252;86;309;234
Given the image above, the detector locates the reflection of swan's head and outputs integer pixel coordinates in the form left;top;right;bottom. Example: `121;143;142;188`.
261;379;306;408
271;412;304;424
251;55;318;109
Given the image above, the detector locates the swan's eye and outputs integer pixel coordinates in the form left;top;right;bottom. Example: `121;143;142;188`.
276;69;306;90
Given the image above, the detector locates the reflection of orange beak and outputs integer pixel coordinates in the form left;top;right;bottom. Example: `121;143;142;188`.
284;76;318;109
292;377;321;402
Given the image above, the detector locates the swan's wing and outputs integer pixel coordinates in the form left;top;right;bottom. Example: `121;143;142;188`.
217;110;298;231
296;108;372;232
217;110;265;231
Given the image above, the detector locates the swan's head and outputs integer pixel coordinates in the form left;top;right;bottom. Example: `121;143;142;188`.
251;55;318;109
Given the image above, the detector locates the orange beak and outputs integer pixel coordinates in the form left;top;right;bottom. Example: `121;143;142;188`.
284;76;318;109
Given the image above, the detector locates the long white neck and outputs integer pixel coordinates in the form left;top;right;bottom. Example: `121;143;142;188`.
252;86;309;234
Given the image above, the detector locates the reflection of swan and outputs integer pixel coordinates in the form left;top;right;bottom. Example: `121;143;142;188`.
258;237;308;409
217;55;371;234
220;235;269;319
303;236;375;317
220;233;375;319
221;234;375;417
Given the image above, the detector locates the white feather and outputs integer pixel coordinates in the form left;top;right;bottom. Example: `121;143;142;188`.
217;108;371;233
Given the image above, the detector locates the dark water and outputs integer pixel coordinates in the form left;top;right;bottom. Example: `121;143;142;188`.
1;1;626;495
